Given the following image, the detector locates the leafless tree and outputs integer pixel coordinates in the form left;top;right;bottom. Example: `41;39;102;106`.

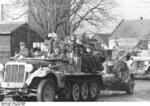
70;0;117;34
6;0;117;38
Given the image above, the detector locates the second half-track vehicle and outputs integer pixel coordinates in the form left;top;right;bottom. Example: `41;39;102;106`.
0;57;104;102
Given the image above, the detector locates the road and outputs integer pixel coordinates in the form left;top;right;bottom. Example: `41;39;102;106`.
3;80;150;102
98;80;150;102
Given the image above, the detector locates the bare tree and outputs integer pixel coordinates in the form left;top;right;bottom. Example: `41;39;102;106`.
6;0;117;38
70;0;117;34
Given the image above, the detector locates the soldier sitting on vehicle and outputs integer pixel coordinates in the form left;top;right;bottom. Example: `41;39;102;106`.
48;37;82;73
47;46;67;67
32;47;44;58
49;46;65;59
15;41;29;58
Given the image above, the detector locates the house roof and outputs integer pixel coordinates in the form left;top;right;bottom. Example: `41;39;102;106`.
92;33;110;46
110;19;150;39
0;23;44;42
0;23;25;34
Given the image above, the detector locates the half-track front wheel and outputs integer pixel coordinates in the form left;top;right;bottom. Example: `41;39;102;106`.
37;79;55;102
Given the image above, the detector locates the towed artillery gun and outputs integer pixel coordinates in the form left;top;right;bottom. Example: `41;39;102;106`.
0;56;104;101
102;49;135;94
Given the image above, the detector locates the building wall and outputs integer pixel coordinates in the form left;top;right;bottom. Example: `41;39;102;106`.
109;38;139;49
0;0;70;37
0;35;10;64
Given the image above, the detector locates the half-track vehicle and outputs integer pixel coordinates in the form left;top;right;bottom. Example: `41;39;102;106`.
0;57;103;101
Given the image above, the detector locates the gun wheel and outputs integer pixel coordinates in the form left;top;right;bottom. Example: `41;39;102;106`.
89;80;100;101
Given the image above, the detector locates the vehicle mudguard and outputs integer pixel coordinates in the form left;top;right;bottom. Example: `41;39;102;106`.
26;67;49;85
26;67;65;88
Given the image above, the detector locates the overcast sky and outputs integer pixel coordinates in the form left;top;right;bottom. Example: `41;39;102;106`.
115;0;150;20
1;0;150;20
1;0;150;33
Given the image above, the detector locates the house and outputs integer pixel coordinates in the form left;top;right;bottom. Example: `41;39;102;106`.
0;0;70;63
0;23;43;63
0;0;70;38
92;33;110;49
109;18;150;49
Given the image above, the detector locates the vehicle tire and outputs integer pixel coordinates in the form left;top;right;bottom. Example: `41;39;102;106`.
126;78;134;94
89;80;100;101
37;79;55;102
71;83;80;101
80;82;89;101
0;95;4;101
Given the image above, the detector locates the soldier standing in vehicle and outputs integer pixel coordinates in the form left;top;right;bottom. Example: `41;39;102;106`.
43;33;54;54
45;33;61;55
52;33;61;50
15;41;29;58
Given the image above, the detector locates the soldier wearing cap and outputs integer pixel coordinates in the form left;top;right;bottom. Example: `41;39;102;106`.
15;41;29;58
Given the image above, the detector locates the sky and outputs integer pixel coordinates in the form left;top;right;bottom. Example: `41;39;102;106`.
1;0;150;33
1;0;150;20
115;0;150;20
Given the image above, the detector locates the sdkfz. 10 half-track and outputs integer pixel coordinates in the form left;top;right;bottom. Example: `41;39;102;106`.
0;58;103;101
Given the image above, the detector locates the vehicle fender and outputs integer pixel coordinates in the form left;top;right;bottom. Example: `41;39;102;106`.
26;67;65;88
26;67;50;85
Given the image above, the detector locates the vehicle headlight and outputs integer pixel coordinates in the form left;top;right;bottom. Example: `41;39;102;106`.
25;64;34;73
0;64;4;72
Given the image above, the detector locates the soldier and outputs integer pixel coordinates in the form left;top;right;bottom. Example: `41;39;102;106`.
15;41;29;58
49;46;64;59
43;33;54;54
67;35;78;52
52;33;61;50
32;47;43;58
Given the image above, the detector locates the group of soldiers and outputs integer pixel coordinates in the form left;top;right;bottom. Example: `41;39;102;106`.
14;32;105;73
15;33;62;59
